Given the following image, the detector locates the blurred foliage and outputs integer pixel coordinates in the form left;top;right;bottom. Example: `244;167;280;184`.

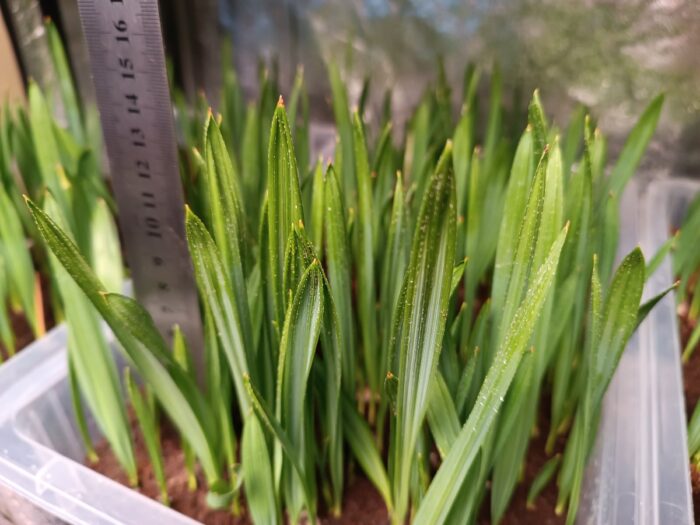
222;0;700;170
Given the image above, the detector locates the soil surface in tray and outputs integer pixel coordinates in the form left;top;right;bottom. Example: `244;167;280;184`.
480;396;566;525
90;414;389;525
90;403;566;524
679;274;700;519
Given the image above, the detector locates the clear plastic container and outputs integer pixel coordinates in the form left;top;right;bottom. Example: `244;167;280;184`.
579;178;697;525
0;324;198;525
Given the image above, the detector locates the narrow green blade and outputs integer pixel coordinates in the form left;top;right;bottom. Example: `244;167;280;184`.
276;261;324;522
267;100;304;331
242;415;279;525
392;142;456;523
352;112;379;395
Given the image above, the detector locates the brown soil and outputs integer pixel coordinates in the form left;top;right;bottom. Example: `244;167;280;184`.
692;464;700;516
90;411;568;525
679;273;700;519
89;402;568;525
91;415;249;525
480;397;566;525
324;477;388;525
90;413;390;525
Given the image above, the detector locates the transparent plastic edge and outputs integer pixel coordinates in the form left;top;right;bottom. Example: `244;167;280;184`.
643;178;698;524
579;178;695;525
0;322;201;525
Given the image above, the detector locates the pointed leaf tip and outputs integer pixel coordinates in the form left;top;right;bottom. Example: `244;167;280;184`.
631;246;644;261
277;95;285;107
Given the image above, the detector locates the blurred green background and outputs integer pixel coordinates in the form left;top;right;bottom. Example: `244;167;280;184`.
3;0;699;175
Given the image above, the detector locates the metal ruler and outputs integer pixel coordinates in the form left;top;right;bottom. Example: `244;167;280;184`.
76;0;203;378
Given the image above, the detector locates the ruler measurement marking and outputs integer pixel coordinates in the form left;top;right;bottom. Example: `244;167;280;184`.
77;0;204;379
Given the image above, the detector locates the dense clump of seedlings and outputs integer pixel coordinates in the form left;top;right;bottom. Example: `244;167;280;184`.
0;21;132;482
27;56;664;525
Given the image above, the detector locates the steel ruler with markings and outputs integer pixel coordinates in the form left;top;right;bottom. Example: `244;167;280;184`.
76;0;204;378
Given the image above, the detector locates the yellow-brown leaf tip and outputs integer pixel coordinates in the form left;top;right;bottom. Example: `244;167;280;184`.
386;371;394;379
277;95;285;108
